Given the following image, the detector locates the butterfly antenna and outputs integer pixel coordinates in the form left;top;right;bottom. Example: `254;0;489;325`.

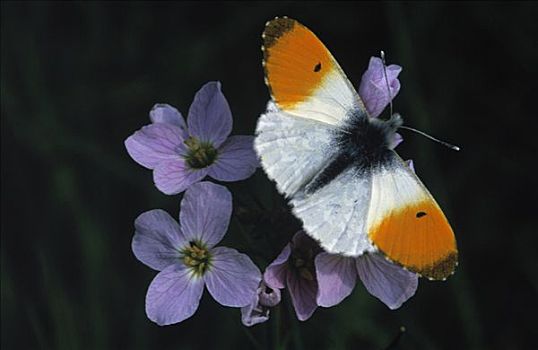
380;50;393;117
399;125;461;151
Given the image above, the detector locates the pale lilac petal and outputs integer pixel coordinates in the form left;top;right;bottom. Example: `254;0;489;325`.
287;272;318;321
389;132;403;149
359;56;402;118
315;253;357;307
263;244;291;290
179;182;232;248
187;81;232;148
208;136;259;182
258;283;281;307
145;263;204;326
356;253;418;310
132;210;186;271
149;104;188;138
153;160;208;195
406;159;415;173
125;123;187;169
241;293;270;327
204;247;262;307
240;282;279;327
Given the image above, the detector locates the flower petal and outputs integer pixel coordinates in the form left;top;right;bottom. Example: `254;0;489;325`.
258;282;281;307
315;253;357;307
356;253;418;310
132;210;186;271
389;132;403;149
153;160;208;195
358;56;402;118
179;182;232;248
187;81;232;148
145;263;204;326
208;136;259;182
292;230;322;254
125;123;187;169
204;247;262;307
241;293;270;327
263;244;291;290
149;104;188;137
287;271;318;321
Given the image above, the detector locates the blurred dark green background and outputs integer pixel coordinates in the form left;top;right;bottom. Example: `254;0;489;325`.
2;2;537;349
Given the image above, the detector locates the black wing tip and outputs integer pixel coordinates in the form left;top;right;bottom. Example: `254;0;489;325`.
262;16;296;48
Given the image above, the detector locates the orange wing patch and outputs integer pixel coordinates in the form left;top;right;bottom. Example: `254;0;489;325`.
262;17;335;109
369;199;458;280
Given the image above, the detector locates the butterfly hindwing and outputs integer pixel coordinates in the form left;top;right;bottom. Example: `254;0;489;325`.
291;166;376;256
262;17;366;125
367;155;458;280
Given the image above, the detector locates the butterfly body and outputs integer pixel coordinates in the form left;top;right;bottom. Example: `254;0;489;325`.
256;17;458;280
306;110;402;194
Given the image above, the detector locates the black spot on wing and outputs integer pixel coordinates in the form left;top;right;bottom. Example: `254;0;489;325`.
314;62;321;72
416;211;427;218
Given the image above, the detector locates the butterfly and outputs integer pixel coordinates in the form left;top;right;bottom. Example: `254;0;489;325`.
254;17;458;280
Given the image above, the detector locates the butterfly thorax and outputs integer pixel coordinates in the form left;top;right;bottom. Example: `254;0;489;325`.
305;110;402;194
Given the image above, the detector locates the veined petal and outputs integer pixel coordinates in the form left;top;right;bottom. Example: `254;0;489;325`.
153;159;208;195
145;263;204;326
240;282;280;327
208;136;259;182
263;244;291;290
132;209;185;271
359;56;402;118
241;293;270;327
179;182;232;248
149;103;188;138
204;247;262;307
315;253;357;307
187;81;232;148
125;123;187;169
287;271;318;321
356;253;418;310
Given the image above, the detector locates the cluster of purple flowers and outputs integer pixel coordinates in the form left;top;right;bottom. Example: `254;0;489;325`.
125;57;418;327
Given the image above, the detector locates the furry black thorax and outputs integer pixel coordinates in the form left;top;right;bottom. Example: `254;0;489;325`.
305;109;403;194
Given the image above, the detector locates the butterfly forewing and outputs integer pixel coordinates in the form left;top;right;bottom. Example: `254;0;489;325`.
262;17;366;125
367;155;458;280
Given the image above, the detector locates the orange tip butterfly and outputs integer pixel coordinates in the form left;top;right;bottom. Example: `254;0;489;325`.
255;17;458;280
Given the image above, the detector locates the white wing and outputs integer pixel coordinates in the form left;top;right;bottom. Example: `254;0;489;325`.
255;102;337;197
291;166;376;256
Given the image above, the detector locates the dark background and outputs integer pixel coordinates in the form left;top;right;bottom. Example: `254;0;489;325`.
2;2;537;349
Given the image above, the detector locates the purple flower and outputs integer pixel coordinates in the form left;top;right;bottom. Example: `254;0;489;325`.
359;56;403;149
132;181;261;325
316;252;418;310
240;281;281;327
125;82;259;195
359;56;402;119
264;231;322;321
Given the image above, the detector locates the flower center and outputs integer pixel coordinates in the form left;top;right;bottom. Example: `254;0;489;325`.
290;247;316;281
181;241;211;276
184;137;218;169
